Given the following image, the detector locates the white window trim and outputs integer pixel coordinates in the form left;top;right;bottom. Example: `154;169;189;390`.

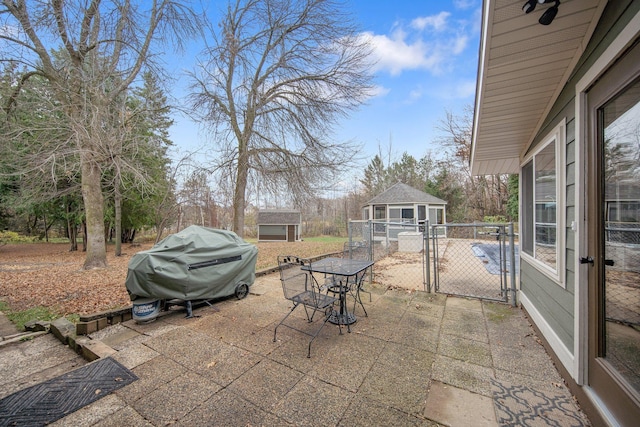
520;118;566;286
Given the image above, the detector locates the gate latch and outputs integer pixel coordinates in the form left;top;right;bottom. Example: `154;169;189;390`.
579;256;594;265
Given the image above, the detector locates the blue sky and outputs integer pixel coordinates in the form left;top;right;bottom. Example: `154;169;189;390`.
167;0;482;165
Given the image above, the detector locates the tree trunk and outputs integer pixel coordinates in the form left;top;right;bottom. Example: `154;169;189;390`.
114;184;122;256
67;201;78;252
233;145;249;237
81;158;108;269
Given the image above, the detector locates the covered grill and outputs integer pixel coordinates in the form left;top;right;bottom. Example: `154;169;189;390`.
125;226;258;320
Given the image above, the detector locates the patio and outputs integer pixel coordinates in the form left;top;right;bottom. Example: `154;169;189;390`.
1;272;590;426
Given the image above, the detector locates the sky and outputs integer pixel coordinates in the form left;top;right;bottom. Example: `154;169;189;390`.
166;0;482;166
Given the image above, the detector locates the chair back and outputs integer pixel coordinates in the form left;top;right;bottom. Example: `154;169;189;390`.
278;255;312;301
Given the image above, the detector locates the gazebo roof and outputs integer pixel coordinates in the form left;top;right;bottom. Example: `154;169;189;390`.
365;182;447;205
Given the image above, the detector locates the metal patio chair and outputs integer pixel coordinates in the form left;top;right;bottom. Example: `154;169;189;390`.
273;255;338;358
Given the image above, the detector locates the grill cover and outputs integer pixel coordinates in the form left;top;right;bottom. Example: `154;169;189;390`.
125;226;258;301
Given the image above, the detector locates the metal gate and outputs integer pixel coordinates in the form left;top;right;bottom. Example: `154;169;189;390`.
427;223;518;304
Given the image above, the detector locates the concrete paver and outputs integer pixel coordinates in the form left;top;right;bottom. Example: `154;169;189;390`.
1;272;592;426
425;381;497;427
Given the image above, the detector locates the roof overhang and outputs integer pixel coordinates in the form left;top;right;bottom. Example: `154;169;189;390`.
470;0;607;176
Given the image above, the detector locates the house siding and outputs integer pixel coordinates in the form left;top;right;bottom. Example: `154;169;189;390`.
519;0;638;358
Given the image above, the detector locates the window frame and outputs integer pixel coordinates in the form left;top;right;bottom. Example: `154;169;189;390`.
520;119;566;285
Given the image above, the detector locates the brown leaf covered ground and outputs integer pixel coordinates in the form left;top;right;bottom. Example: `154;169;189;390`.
0;239;344;316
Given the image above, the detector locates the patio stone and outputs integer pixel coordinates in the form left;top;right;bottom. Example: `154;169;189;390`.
339;395;427;427
446;296;484;312
226;358;304;411
431;354;495;397
115;355;187;404
424;381;497;426
438;333;493;367
359;359;431;415
175;388;287;426
132;371;221;425
93;406;153;427
273;376;354;427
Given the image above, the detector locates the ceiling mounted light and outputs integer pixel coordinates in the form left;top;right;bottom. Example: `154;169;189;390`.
522;0;537;13
522;0;560;25
539;0;560;25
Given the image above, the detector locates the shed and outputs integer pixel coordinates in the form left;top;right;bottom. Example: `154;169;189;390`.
257;210;301;242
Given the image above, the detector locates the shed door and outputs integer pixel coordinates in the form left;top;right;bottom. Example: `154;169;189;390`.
287;225;295;242
586;40;640;426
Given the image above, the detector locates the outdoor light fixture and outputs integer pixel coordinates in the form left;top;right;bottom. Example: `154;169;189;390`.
522;0;560;25
539;0;560;25
522;0;537;14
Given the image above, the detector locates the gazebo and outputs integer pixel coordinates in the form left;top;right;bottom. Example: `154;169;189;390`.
362;182;447;239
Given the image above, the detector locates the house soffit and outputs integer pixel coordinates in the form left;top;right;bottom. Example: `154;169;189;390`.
471;0;606;176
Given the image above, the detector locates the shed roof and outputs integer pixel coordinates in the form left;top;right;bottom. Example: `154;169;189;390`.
365;183;447;205
257;210;301;225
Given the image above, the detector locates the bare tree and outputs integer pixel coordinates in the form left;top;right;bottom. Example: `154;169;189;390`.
1;0;197;268
436;106;511;221
190;0;374;237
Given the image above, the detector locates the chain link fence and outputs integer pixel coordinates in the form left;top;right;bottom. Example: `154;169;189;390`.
347;220;518;305
348;220;427;292
605;225;640;327
429;223;517;303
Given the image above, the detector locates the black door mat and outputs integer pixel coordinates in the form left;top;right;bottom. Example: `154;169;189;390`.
0;357;137;426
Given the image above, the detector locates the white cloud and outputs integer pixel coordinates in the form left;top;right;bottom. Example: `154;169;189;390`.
369;85;391;98
411;12;451;32
362;30;437;76
452;34;468;55
407;86;424;103
453;0;478;10
362;23;470;76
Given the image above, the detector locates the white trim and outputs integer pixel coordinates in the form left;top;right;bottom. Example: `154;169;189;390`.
470;0;493;174
521;292;575;377
573;11;640;388
520;119;566;286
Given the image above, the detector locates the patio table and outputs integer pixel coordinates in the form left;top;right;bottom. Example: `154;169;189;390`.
303;257;374;332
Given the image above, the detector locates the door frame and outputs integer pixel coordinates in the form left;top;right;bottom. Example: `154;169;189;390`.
577;30;640;426
575;12;640;387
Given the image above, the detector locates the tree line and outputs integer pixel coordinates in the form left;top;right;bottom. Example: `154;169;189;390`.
0;0;516;270
0;0;373;269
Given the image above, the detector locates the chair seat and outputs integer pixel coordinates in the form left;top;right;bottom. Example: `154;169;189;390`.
292;291;336;309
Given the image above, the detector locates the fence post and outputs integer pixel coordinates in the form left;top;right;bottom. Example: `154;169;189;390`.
432;224;439;292
509;222;517;307
424;220;431;292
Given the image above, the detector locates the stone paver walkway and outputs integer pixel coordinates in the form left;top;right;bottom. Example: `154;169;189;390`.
1;273;591;426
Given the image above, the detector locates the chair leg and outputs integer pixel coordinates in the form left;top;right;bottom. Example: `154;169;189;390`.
307;313;332;358
274;304;298;342
351;286;368;317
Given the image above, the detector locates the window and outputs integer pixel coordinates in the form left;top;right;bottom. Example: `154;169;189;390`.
389;207;415;223
521;121;564;277
429;208;444;225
